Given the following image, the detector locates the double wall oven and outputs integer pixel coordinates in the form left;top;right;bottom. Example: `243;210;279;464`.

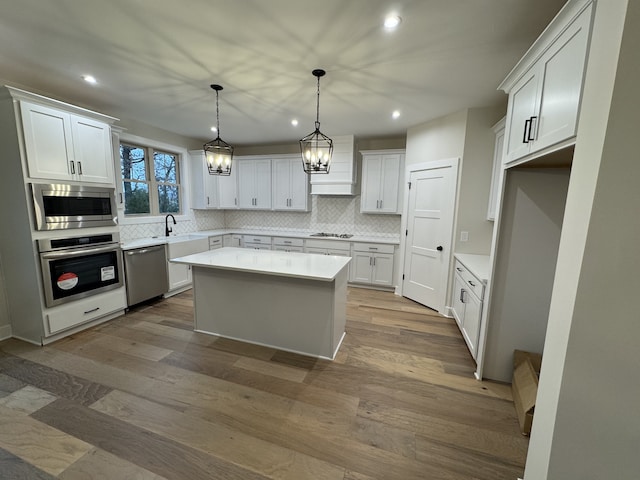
31;182;124;309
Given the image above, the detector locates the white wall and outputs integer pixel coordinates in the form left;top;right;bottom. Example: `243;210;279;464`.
483;168;570;382
0;254;11;340
525;1;636;478
405;110;467;168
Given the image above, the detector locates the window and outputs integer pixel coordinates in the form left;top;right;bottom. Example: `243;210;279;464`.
120;143;181;216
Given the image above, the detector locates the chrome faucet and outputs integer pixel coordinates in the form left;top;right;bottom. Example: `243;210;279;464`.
165;214;176;237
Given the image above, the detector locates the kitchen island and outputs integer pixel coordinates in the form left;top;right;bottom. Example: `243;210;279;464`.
170;247;351;359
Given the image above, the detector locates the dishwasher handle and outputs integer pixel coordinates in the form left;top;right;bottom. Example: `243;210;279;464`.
126;245;165;256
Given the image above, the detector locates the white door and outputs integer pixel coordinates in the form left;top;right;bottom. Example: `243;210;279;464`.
402;159;458;312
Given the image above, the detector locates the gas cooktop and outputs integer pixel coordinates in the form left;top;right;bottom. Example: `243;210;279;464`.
309;232;353;238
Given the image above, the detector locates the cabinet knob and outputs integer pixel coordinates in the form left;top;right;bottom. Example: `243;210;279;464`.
436;246;443;252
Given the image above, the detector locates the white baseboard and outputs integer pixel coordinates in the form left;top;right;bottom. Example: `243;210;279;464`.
0;324;12;341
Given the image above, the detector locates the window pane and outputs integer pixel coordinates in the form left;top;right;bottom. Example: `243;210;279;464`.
123;181;150;214
120;145;147;181
154;151;177;183
158;185;180;214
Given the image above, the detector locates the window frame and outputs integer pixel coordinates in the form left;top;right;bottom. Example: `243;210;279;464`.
116;133;191;225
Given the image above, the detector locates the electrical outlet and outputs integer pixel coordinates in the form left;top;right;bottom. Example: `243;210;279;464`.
460;231;469;242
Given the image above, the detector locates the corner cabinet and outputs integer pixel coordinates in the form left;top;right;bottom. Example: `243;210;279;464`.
500;1;593;166
360;150;404;214
189;150;238;209
20;100;115;184
272;155;310;211
237;157;272;210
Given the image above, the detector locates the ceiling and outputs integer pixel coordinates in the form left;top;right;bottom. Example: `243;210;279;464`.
0;0;567;146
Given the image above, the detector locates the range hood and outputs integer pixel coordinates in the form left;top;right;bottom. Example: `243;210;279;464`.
310;135;358;195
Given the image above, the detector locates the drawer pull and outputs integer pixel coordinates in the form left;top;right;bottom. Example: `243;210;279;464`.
468;281;476;287
284;241;291;244
84;307;100;315
368;247;378;250
456;267;462;272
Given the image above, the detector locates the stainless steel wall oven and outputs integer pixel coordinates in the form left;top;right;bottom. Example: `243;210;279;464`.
31;183;117;231
38;233;124;307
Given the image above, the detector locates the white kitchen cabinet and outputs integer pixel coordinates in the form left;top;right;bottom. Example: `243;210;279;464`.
45;287;126;335
237;157;272;209
208;235;223;250
223;234;242;247
272;155;310;211
487;117;505;221
360;150;404;214
272;237;304;252
349;243;395;287
451;258;486;360
165;237;209;294
309;135;357;195
500;2;593;166
20;101;114;184
189;150;238;209
304;239;351;257
243;235;271;250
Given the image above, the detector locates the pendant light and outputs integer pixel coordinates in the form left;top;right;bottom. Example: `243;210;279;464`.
300;69;333;174
204;84;234;176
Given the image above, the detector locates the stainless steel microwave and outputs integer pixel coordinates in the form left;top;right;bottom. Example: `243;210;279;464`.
31;183;118;231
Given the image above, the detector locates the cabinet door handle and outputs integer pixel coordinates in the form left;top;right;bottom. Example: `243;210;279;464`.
460;289;466;303
119;192;123;204
207;196;210;205
69;160;75;174
379;200;383;209
372;257;376;266
528;116;537;141
523;119;531;144
77;161;83;175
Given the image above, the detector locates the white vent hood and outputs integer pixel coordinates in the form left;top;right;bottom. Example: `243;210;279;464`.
310;135;358;195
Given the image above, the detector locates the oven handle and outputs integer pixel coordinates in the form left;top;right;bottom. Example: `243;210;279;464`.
40;243;120;259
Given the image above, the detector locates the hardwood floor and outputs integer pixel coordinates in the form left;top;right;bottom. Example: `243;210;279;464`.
0;288;528;479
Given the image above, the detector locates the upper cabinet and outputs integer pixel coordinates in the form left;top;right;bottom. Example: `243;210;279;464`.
500;1;593;166
272;155;310;211
237;157;272;210
310;135;357;195
20;100;115;184
189;150;238;209
360;149;404;214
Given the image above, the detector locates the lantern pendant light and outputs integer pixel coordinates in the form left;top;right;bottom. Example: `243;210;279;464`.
300;69;333;174
204;84;234;176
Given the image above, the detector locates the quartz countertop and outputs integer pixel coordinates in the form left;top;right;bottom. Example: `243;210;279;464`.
170;247;351;282
121;229;400;251
453;253;490;283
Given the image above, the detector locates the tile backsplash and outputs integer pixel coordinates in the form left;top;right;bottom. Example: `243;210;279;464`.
119;196;400;241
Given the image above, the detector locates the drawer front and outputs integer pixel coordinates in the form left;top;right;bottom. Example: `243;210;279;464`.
243;235;271;244
272;237;304;247
244;242;271;250
46;288;126;335
352;242;394;254
208;236;223;249
273;245;304;253
305;239;350;251
454;260;484;299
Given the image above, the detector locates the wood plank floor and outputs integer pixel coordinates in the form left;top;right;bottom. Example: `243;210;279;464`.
0;287;528;479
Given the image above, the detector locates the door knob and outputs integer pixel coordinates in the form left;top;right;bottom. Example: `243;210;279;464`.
436;246;443;251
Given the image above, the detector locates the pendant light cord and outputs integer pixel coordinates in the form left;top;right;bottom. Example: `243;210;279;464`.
215;89;221;138
315;75;321;130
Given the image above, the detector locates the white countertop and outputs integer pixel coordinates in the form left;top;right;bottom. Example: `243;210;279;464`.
454;253;490;283
170;247;351;282
120;229;400;251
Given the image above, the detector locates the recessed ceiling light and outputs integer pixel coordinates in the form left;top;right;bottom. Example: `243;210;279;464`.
392;110;401;119
210;126;217;132
384;15;402;30
291;119;298;127
82;75;97;84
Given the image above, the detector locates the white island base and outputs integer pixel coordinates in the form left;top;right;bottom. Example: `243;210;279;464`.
171;248;350;360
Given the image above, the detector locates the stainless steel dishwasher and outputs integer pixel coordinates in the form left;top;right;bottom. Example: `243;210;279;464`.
123;244;169;307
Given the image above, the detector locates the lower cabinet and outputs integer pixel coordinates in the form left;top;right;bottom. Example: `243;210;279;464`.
243;235;271;250
45;287;126;335
223;234;242;247
349;243;395;287
166;238;209;294
451;259;485;360
272;237;304;252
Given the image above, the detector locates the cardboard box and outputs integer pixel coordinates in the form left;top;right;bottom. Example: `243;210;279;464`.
512;350;542;435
